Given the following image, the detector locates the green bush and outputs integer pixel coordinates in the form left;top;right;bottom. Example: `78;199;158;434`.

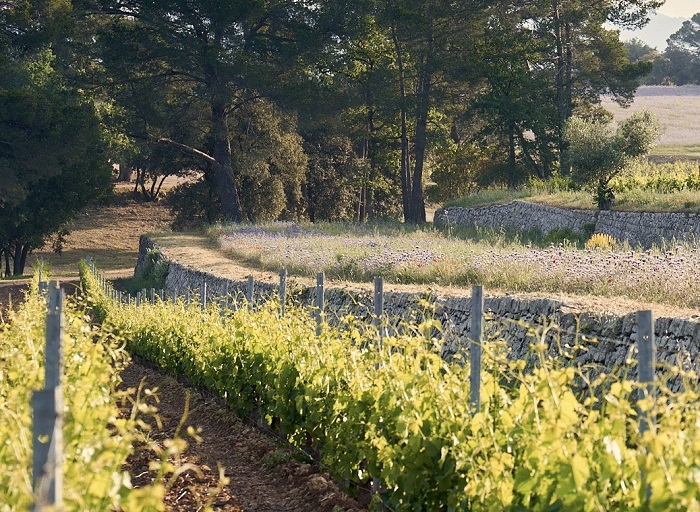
130;248;169;293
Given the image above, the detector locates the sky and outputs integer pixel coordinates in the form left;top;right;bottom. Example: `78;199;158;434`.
616;0;697;49
656;0;699;18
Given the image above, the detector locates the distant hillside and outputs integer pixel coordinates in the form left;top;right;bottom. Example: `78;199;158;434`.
618;13;689;50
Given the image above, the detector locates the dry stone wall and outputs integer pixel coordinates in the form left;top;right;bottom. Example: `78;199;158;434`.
136;235;700;387
435;201;597;236
434;200;700;247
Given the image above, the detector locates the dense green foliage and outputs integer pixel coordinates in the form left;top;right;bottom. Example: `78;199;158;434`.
2;0;654;227
85;265;700;511
0;2;112;276
0;0;675;234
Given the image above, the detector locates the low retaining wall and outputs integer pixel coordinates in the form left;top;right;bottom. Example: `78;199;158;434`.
136;235;700;387
434;200;700;247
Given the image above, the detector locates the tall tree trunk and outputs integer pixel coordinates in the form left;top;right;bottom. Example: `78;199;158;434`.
390;14;411;222
12;244;22;276
552;0;568;173
508;124;518;186
367;138;376;221
211;100;243;222
133;167;142;195
358;183;366;222
18;243;29;275
564;20;573;119
409;33;433;224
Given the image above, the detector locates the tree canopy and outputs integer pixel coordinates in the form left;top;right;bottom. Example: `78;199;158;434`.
565;111;661;209
627;12;700;85
0;2;112;275
0;0;662;250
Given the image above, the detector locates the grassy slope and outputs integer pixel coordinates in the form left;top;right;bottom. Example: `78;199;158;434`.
30;184;174;279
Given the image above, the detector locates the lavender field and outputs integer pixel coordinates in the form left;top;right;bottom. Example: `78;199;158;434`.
217;222;700;309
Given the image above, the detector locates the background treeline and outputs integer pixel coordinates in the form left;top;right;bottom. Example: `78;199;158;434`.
1;0;688;274
625;13;700;85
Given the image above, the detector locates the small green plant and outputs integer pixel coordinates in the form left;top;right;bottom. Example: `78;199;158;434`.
130;248;169;293
262;448;294;468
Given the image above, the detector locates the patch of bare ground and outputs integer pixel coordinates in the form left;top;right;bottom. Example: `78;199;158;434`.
0;282;28;322
119;358;366;512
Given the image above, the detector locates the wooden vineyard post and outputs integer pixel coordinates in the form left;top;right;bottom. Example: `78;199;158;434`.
470;286;484;416
280;269;287;317
246;276;254;309
372;276;385;497
374;277;385;349
33;281;64;511
223;282;229;310
201;281;207;312
637;309;655;502
315;272;324;336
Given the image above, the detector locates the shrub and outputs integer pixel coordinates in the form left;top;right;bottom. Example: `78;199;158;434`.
585;233;617;250
565;111;661;210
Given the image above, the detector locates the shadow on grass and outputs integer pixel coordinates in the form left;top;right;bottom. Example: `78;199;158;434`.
27;248;139;278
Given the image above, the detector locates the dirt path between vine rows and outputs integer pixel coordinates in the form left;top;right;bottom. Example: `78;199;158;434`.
119;358;367;511
0;280;366;510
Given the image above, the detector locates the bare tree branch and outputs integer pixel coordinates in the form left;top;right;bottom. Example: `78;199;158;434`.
158;138;217;166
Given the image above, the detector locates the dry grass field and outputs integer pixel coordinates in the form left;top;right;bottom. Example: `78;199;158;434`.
602;85;700;158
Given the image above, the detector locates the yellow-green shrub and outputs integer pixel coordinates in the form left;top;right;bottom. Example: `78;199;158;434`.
585;232;617;250
0;280;136;510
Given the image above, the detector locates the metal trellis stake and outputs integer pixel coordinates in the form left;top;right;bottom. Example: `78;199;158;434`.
470;285;484;416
